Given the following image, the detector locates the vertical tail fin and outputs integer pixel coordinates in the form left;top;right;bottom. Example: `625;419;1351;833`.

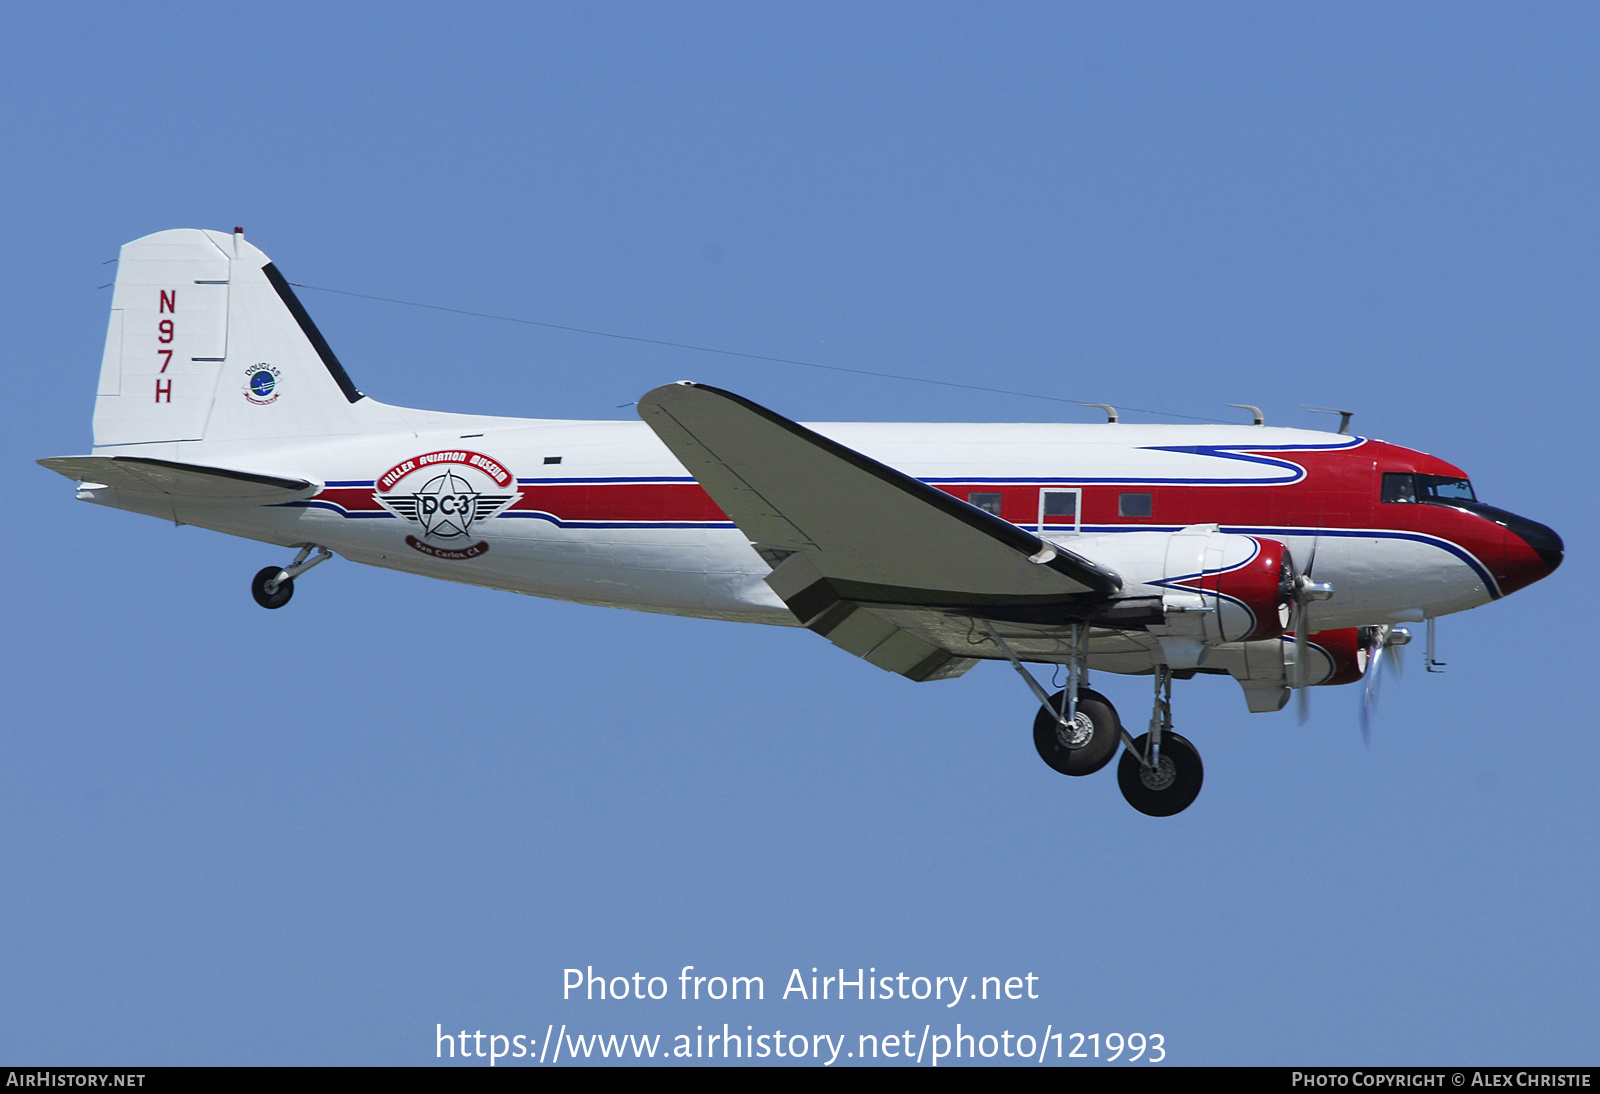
93;228;375;450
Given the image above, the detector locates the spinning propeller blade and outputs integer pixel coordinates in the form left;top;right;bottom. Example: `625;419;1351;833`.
1358;624;1410;744
1359;639;1384;745
1288;536;1332;725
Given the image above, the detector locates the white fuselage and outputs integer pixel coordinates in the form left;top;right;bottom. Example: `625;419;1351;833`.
83;405;1499;636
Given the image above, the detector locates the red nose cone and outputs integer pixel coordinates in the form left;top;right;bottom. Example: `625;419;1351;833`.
1500;516;1563;595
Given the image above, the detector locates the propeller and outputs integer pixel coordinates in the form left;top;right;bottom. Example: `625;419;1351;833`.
1358;624;1411;744
1286;536;1334;725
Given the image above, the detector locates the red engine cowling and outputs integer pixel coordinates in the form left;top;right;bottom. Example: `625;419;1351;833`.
1165;534;1292;643
1304;627;1366;686
1211;537;1293;642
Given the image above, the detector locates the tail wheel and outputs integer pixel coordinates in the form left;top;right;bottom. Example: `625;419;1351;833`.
1032;688;1122;776
1116;732;1203;816
251;566;294;609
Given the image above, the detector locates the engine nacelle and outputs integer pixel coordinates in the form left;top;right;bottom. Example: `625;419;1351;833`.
1067;527;1295;669
1218;625;1368;712
1230;626;1367;688
1303;627;1366;687
1164;532;1293;643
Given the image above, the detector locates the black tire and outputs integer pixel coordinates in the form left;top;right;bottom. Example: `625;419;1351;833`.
1032;687;1122;777
251;566;294;609
1116;732;1203;817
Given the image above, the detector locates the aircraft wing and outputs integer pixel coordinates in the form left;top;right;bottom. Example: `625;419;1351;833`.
38;455;317;505
638;382;1122;682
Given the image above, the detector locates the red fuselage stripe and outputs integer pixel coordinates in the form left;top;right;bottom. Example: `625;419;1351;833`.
309;441;1541;590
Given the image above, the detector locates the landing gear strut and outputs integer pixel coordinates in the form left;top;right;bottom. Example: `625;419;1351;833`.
985;622;1207;816
1032;688;1121;776
984;621;1123;778
1115;666;1203;816
250;545;331;609
1117;732;1204;816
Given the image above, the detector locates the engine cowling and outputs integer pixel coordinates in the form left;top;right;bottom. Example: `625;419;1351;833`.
1154;530;1293;644
1174;534;1293;643
1234;626;1366;688
1066;528;1296;649
1226;625;1367;711
1304;627;1365;687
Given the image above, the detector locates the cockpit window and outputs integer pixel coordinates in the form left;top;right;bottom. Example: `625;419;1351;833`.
1417;475;1475;502
1381;473;1416;503
1382;472;1475;504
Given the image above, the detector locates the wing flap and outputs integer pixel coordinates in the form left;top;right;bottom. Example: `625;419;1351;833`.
38;455;316;504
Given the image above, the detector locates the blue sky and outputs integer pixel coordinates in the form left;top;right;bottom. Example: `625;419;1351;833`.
2;2;1594;1066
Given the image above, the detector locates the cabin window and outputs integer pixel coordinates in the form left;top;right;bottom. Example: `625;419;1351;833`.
543;456;563;465
968;492;1003;516
1038;489;1081;535
1118;492;1152;517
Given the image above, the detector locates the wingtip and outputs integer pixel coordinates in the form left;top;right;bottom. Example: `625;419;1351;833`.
638;381;766;421
638;380;700;405
37;456;91;480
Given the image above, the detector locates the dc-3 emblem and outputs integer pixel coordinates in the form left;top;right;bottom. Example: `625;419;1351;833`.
374;450;519;560
243;362;281;404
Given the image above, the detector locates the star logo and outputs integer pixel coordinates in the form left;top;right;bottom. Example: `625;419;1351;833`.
373;451;519;543
413;470;478;538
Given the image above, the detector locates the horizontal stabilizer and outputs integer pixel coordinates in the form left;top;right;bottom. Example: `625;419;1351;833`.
38;455;316;505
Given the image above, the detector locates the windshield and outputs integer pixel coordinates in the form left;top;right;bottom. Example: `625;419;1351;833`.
1417;474;1475;502
1382;472;1475;504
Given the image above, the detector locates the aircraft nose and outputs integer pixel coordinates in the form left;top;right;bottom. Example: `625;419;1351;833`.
1500;510;1563;592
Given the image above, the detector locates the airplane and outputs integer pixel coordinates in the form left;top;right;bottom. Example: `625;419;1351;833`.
39;228;1564;816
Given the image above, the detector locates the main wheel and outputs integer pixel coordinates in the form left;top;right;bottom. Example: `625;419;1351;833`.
251;566;294;609
1032;687;1122;776
1116;732;1203;816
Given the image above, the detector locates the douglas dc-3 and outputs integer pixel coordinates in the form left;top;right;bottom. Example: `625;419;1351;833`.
41;229;1564;815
